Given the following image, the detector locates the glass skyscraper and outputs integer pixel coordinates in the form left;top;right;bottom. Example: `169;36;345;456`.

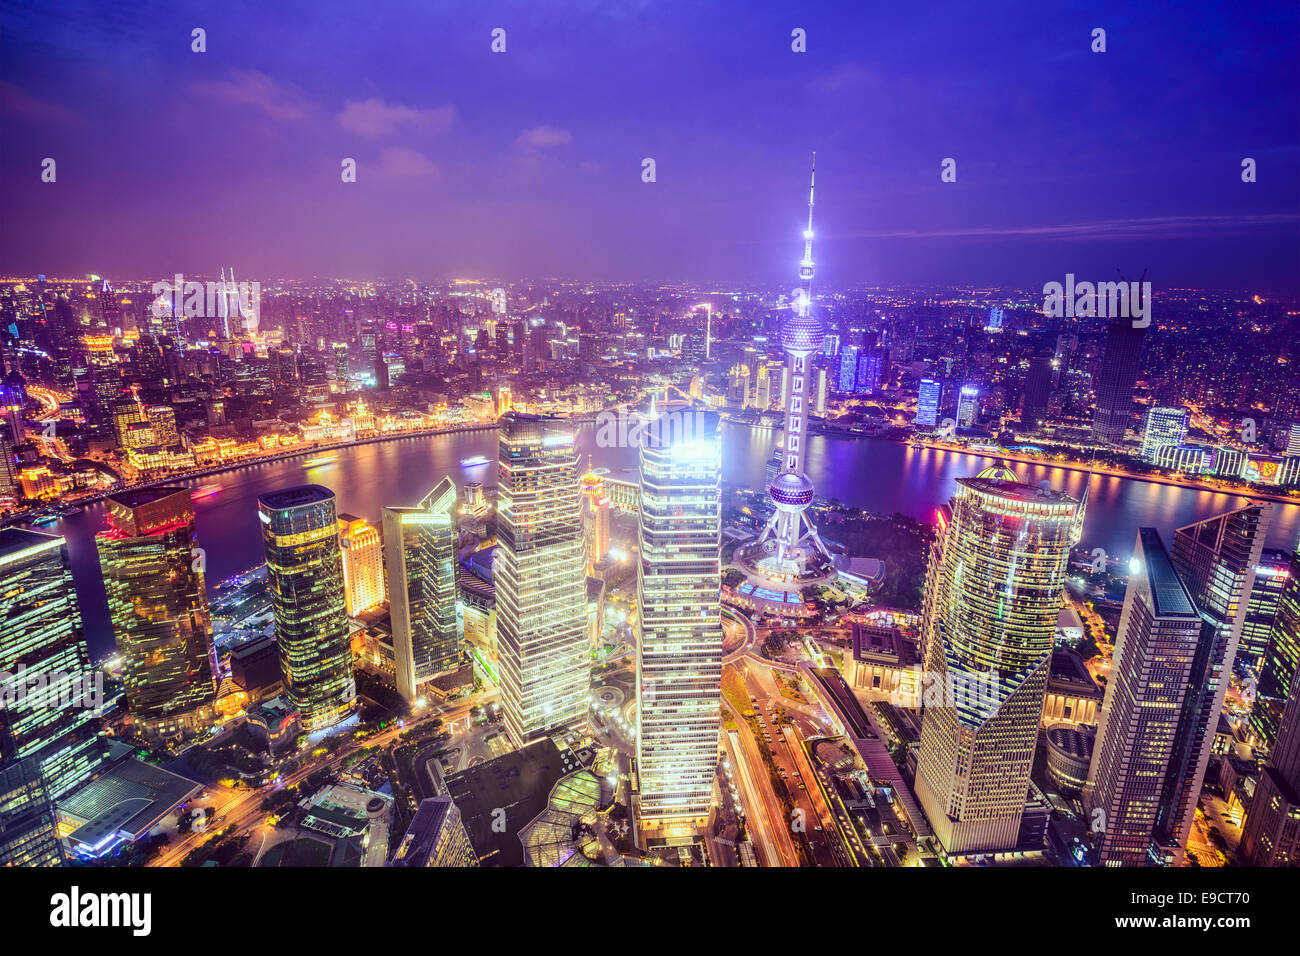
1140;406;1190;463
0;528;103;803
916;378;942;427
1154;502;1270;862
496;413;589;746
1084;528;1203;866
1091;319;1146;445
914;465;1084;854
383;476;461;702
636;410;724;832
258;485;356;733
1253;554;1300;755
97;487;217;735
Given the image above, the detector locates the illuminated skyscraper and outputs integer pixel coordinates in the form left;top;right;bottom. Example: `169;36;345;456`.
1242;639;1300;865
496;413;588;746
956;386;978;428
758;156;830;572
1253;554;1300;754
258;485;356;733
579;466;611;576
1140;406;1189;463
1148;502;1269;862
0;528;103;802
97;488;218;736
1084;528;1202;866
338;514;384;617
0;757;65;866
636;410;724;833
915;465;1084;854
916;378;941;427
383;477;460;702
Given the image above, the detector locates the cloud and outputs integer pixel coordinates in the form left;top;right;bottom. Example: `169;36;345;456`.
190;69;311;122
836;213;1300;242
807;63;876;95
0;80;82;125
336;98;455;138
515;125;572;149
373;146;441;180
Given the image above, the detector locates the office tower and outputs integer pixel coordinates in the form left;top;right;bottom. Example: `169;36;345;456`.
1084;529;1203;866
914;465;1084;854
956;386;978;428
636;410;724;832
496;413;588;747
1090;319;1146;444
579;467;611;575
1020;356;1053;426
1140;406;1190;463
382;478;460;702
0;757;65;867
258;485;356;733
757;157;830;572
97;488;218;734
0;424;16;499
1242;646;1300;865
1252;554;1300;754
986;306;1004;331
836;344;861;392
855;347;884;393
1242;549;1291;664
1152;502;1270;861
916;378;942;427
337;514;384;617
753;365;771;409
0;529;103;802
388;796;478;867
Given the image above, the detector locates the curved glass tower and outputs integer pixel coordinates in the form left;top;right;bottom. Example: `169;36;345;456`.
760;156;830;572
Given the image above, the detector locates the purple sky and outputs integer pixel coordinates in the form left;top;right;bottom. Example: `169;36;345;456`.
2;0;1298;291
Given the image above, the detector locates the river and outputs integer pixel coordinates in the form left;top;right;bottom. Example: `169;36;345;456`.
43;425;1300;659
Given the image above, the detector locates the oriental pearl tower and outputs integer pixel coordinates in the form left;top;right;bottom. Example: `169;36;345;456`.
759;155;830;572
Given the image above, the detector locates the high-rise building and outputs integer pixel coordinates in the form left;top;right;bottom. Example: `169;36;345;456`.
956;386;978;428
388;795;478;867
1252;554;1300;755
1140;406;1190;463
1241;549;1291;664
0;528;103;802
258;486;356;733
836;345;861;392
496;413;588;746
337;514;384;617
0;757;65;867
1152;502;1270;862
382;477;460;702
916;378;942;427
914;465;1084;854
1091;319;1145;445
758;157;830;573
579;467;611;575
97;488;217;736
1241;639;1300;865
636;410;724;833
1084;528;1202;866
1020;356;1054;427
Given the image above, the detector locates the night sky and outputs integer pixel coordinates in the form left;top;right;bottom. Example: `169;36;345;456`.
1;0;1297;291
